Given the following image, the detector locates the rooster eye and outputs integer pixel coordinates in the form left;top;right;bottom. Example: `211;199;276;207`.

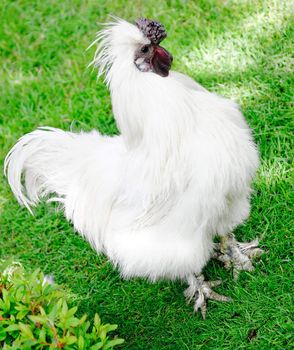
141;45;149;53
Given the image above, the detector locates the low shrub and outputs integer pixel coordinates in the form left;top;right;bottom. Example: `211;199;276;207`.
0;260;124;349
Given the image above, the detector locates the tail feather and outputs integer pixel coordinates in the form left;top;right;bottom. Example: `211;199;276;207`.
4;127;77;213
5;126;126;252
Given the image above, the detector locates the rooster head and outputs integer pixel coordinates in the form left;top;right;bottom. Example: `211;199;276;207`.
134;18;173;77
91;17;173;82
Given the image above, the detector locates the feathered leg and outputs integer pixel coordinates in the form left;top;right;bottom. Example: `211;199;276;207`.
213;233;264;280
184;274;231;319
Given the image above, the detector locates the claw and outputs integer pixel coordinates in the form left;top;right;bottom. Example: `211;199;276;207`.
185;274;231;319
214;234;264;280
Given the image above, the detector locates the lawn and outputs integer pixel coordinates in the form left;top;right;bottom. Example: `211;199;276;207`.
0;0;293;349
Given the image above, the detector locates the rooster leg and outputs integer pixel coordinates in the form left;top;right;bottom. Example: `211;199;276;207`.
213;233;264;280
184;274;231;319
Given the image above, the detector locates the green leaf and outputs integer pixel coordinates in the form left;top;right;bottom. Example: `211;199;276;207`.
0;329;7;341
66;317;80;328
28;315;46;324
61;300;68;316
94;314;101;328
21;338;38;348
15;304;28;311
48;302;59;321
5;324;20;332
2;289;10;312
29;269;40;284
16;309;29;320
15;286;26;301
67;306;78;318
97;325;108;340
2;288;8;301
78;335;85;350
104;338;125;349
18;323;34;339
90;342;103;350
79;314;87;325
66;335;77;345
39;328;46;342
105;324;118;332
39;306;46;316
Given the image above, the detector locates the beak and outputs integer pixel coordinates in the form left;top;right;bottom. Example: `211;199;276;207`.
151;46;173;77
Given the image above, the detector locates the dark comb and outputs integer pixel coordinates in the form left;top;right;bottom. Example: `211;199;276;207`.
135;18;167;44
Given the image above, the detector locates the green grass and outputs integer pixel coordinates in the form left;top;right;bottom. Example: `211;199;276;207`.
0;0;293;349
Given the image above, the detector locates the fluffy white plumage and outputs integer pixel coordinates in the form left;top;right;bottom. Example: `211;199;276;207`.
5;18;259;293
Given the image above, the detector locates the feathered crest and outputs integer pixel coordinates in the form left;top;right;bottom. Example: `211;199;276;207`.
87;18;118;80
88;16;149;84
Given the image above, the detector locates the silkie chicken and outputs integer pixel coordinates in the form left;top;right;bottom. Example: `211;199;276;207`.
5;17;263;318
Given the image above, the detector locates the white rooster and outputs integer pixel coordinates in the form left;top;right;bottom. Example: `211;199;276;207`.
5;18;263;318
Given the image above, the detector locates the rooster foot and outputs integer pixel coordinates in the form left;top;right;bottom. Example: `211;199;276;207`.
213;233;264;281
184;274;231;319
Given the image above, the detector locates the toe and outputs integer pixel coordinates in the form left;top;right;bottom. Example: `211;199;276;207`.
246;247;264;259
208;290;232;302
237;238;260;251
194;290;205;313
207;280;222;288
200;302;207;319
